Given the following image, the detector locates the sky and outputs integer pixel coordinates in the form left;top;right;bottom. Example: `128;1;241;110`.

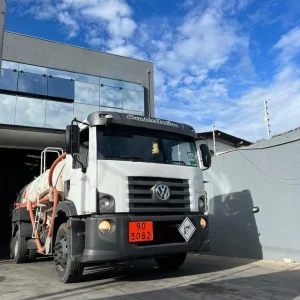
6;0;300;141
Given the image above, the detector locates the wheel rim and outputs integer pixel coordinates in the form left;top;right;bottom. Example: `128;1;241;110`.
14;239;19;258
54;237;68;271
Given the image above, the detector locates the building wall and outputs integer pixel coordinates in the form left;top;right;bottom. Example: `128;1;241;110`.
197;137;236;154
204;129;300;262
0;32;154;149
3;32;154;116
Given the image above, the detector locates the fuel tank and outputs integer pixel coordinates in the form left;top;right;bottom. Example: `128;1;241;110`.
20;160;65;203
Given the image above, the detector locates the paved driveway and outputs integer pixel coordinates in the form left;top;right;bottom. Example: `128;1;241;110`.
1;254;300;300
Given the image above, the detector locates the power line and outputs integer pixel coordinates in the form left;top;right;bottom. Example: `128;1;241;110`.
271;97;300;107
263;85;300;104
274;103;300;118
237;150;300;184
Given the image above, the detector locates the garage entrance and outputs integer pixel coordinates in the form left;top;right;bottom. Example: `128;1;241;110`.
0;147;63;257
0;148;41;257
0;126;65;257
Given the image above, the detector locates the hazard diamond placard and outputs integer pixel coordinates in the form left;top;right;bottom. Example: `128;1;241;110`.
178;217;196;242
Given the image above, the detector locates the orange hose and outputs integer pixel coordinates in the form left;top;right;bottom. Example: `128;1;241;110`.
26;152;66;254
48;153;66;187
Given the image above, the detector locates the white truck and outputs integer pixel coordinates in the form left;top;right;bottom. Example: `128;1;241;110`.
10;111;211;283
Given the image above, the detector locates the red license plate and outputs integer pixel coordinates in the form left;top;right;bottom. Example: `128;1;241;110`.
128;221;153;243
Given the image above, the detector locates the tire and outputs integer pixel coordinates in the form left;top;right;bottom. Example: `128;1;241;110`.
9;237;15;259
14;234;28;264
54;223;84;283
155;253;187;270
28;249;37;262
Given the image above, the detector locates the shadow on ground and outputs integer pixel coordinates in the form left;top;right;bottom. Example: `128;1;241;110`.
17;255;260;300
21;265;300;300
98;267;300;300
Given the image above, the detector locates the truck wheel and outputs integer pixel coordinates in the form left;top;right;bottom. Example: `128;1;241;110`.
28;249;37;262
54;223;84;283
155;253;187;270
10;237;15;259
14;234;28;264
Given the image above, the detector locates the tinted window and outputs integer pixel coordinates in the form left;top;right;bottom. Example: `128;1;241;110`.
136;84;144;92
19;64;47;75
74;103;99;121
122;81;139;91
123;110;144;116
74;73;99;85
1;61;19;70
123;89;144;112
48;77;74;100
18;72;47;95
0;69;18;91
122;81;144;92
99;106;122;113
48;69;74;80
100;86;122;108
45;101;74;129
75;81;99;105
15;97;46;128
100;78;122;88
0;94;17;125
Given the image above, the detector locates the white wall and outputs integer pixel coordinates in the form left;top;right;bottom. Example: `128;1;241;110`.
197;137;236;154
204;129;300;262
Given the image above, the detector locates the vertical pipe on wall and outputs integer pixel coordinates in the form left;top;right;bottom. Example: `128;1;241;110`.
212;124;216;154
264;100;271;139
147;70;151;117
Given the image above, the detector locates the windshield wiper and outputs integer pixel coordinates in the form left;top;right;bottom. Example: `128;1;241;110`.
104;155;144;162
165;160;186;165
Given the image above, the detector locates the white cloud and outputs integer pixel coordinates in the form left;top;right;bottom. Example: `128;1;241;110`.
154;29;300;141
80;0;132;21
107;17;137;38
22;0;137;40
152;2;248;80
108;44;146;60
273;27;300;64
57;11;79;38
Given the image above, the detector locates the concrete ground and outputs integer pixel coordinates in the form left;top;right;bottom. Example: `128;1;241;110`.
1;254;300;300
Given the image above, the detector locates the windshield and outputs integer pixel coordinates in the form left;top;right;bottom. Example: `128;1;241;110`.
97;126;198;167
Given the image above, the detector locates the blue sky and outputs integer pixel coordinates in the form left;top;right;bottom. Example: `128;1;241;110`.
6;0;300;141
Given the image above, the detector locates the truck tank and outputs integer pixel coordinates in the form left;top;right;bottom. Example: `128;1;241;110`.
20;160;65;203
14;152;67;255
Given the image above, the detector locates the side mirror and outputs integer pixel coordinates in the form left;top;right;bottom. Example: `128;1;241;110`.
200;144;211;168
252;206;260;214
65;125;80;154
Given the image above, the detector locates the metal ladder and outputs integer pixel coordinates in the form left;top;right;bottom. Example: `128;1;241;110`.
32;204;46;238
32;147;64;239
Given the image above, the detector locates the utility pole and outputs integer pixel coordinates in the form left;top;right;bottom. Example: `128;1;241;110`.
212;124;216;154
264;100;271;139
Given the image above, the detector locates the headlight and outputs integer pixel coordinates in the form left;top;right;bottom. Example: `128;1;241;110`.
200;218;207;229
98;220;112;234
198;197;205;212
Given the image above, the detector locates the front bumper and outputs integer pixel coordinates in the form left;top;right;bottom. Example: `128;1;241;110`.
69;214;208;264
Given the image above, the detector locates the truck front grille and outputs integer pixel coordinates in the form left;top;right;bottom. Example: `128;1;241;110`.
128;177;190;213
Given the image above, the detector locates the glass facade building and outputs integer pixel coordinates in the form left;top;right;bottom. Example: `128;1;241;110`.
0;60;145;130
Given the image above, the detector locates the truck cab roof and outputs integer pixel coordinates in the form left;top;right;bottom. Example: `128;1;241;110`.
84;111;196;138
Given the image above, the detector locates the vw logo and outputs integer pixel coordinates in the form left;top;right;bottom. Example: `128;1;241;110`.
155;183;170;201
